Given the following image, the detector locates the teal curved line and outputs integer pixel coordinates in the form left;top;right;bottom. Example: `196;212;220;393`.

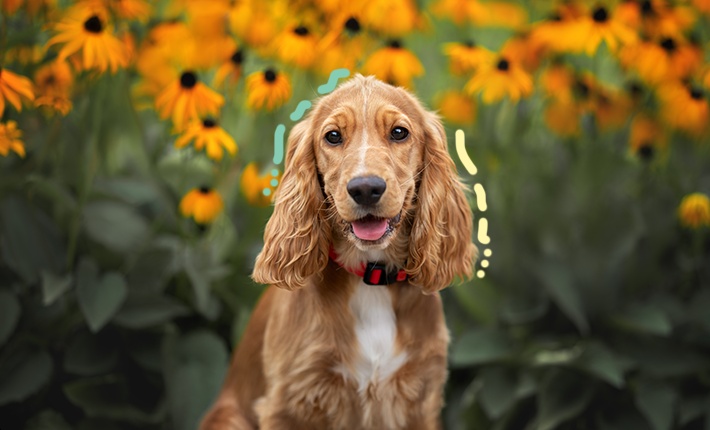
290;100;312;121
317;68;351;94
272;124;286;165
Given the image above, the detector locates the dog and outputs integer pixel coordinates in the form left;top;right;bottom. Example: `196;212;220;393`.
199;74;476;430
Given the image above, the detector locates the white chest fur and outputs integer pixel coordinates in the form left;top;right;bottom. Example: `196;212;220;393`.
347;281;408;393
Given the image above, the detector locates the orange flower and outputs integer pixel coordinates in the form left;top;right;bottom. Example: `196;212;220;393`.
245;69;292;111
620;37;702;85
658;82;708;136
46;5;128;73
180;187;224;224
0;121;26;158
678;193;710;229
155;71;225;130
274;25;319;69
0;68;35;117
563;5;638;55
174;118;237;161
213;48;244;88
443;41;493;76
362;41;424;88
240;163;280;207
629;113;666;160
361;0;421;36
465;56;532;104
435;91;476;125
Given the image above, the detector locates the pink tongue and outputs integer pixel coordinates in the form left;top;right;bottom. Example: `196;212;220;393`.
352;218;388;241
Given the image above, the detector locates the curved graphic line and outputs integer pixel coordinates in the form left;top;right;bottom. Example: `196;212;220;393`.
290;100;312;121
273;124;286;165
473;183;487;212
477;218;490;245
318;68;351;94
455;129;477;175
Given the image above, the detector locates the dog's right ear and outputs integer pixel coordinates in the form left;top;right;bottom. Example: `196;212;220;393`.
252;117;331;291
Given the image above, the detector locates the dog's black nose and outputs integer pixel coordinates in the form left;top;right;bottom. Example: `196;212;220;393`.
347;176;386;206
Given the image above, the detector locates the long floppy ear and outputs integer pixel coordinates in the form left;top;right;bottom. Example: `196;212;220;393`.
406;112;477;294
251;117;331;290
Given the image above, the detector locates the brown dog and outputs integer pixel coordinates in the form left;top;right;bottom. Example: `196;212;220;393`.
199;75;476;430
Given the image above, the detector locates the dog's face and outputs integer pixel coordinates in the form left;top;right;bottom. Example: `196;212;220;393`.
311;78;426;250
253;75;476;293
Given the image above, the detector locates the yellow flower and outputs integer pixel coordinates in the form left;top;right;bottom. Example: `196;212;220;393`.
179;187;224;224
34;60;73;97
46;5;129;74
174;118;237;161
541;63;576;102
362;41;424;88
240;163;280;207
443;41;493;76
0;121;26;158
0;68;35;117
620;37;702;85
316;16;371;75
658;82;708;136
563;5;638;55
629;113;666;161
435;91;476;125
155;71;225;131
229;1;281;52
678;193;710;229
245;69;292;111
4;45;43;65
361;0;420;36
465;56;533;104
274;25;319;69
431;0;525;28
213;48;244;88
35;96;73;116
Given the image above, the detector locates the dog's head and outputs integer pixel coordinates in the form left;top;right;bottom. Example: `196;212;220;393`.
252;75;476;293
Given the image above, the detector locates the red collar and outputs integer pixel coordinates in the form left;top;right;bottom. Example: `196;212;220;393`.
328;247;408;286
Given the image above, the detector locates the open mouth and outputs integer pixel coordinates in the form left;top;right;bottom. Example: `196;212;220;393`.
349;212;402;242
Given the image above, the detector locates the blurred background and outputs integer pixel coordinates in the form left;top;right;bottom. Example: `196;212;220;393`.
1;0;710;429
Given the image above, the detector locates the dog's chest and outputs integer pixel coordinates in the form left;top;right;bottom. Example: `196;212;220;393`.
345;281;408;393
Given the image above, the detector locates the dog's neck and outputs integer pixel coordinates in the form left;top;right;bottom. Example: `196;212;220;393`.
329;227;410;274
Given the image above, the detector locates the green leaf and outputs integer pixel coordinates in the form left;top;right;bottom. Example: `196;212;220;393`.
533;261;589;334
478;367;518;420
537;368;595;430
0;195;66;284
450;328;514;367
635;379;676;430
76;259;128;332
0;290;21;347
163;330;228;430
82;200;150;253
126;246;177;293
450;278;500;324
112;294;190;329
63;375;163;423
689;289;710;332
573;342;632;388
610;305;672;336
24;410;72;430
64;330;119;376
0;347;53;405
679;395;708;425
41;271;73;306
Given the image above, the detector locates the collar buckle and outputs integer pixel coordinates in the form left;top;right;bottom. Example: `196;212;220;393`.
362;261;408;286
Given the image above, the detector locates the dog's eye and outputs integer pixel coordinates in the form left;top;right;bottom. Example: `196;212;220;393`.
390;127;409;142
325;130;343;145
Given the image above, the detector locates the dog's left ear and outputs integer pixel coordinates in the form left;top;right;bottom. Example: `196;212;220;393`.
406;111;477;294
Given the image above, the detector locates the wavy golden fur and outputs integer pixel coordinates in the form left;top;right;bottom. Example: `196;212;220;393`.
200;75;476;430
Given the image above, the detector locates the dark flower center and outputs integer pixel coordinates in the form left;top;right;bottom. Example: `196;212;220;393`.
230;49;244;65
83;15;103;33
464;40;476;48
180;71;198;89
549;12;562;22
344;17;361;33
575;80;590;99
294;26;309;36
388;40;402;49
198;186;211;194
627;81;643;97
202;118;217;128
592;7;608;23
264;69;277;82
641;0;654;15
638;143;654;161
660;37;676;53
496;58;510;71
689;86;704;100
